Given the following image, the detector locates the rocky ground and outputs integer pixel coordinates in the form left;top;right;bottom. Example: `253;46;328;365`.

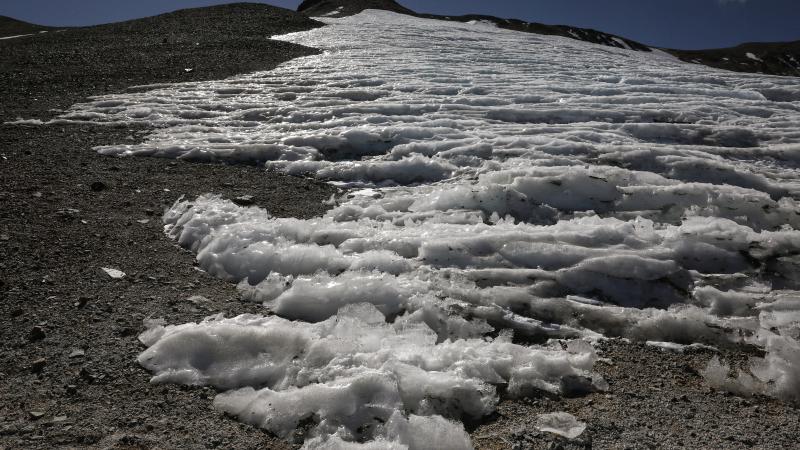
1;3;799;449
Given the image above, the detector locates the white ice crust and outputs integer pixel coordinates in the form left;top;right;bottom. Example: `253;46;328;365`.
51;10;800;449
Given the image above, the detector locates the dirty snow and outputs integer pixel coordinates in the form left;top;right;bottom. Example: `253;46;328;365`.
49;9;800;449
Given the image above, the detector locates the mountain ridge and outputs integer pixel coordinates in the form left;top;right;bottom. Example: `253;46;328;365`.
0;15;52;36
296;0;800;77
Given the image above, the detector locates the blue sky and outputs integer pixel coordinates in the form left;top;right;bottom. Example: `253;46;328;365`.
1;0;797;50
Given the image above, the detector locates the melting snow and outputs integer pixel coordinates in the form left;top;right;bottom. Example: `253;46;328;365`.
746;52;764;63
48;9;800;449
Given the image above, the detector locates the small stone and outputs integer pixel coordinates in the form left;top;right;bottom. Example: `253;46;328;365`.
90;181;107;192
28;411;45;420
560;374;595;397
79;367;95;381
32;191;42;198
233;195;255;206
74;297;90;308
65;385;77;395
0;234;9;241
28;326;46;341
55;208;81;218
136;219;150;224
30;358;47;373
68;349;85;358
52;416;67;423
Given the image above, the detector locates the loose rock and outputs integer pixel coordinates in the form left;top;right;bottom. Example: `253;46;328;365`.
28;326;46;341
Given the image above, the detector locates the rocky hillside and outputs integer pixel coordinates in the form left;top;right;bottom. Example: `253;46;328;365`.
0;15;51;37
670;40;800;77
298;0;414;17
0;3;322;121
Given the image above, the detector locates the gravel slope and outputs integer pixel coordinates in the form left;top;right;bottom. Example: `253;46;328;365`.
0;3;322;122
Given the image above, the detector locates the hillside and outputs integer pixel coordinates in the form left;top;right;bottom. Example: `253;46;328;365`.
671;40;800;77
0;3;322;121
0;15;51;37
298;0;414;17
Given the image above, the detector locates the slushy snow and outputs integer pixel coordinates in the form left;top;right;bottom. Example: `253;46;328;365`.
47;9;800;449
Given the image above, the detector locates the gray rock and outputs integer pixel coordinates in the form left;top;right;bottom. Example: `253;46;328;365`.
90;181;107;192
30;358;47;373
28;326;46;341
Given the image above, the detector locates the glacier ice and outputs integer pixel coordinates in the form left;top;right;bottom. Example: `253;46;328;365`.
45;9;800;449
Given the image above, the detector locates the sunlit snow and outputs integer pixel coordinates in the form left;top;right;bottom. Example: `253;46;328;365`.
52;10;800;449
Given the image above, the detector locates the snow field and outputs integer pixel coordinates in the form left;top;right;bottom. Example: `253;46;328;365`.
50;9;800;449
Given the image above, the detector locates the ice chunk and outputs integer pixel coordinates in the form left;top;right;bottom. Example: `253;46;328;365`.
535;412;586;439
101;268;126;279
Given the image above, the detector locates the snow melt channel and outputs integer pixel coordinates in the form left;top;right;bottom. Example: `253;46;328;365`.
53;9;800;449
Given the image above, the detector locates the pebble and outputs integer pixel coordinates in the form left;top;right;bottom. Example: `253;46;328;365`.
90;181;107;192
28;411;45;420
